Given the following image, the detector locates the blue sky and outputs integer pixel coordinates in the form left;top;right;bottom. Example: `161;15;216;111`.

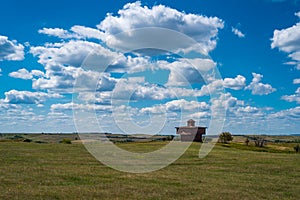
0;0;300;134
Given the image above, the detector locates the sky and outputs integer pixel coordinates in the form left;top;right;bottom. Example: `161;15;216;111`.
0;0;300;134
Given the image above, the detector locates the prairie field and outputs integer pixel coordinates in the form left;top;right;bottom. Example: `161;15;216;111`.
0;135;299;200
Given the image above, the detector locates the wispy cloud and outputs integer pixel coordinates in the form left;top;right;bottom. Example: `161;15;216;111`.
231;27;245;38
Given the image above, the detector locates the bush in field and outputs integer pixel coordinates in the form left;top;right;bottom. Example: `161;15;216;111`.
253;136;266;147
219;132;233;143
294;144;300;153
23;138;32;143
60;138;72;144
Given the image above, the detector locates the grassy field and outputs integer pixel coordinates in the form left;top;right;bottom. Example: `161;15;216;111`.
0;138;299;199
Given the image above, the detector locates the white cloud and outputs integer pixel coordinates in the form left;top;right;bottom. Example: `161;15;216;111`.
32;66;98;92
97;1;224;53
9;68;32;79
0;35;24;61
38;28;74;39
9;68;45;80
223;75;246;90
270;106;300;119
30;40;126;92
197;75;246;96
50;102;111;112
0;100;20;110
281;87;300;104
30;40;120;68
0;68;2;76
140;99;209;114
109;55;153;73
160;58;216;86
246;73;276;95
282;94;300;104
30;2;225;97
271;16;300;69
211;92;243;111
113;79;177;100
167;99;209;112
4;90;62;105
31;70;45;77
293;78;300;84
112;77;211;101
295;11;300;18
237;106;259;114
231;27;245;38
70;25;105;40
271;22;300;52
38;26;105;41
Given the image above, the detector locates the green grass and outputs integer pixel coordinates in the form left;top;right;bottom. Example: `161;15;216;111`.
219;142;297;153
0;141;299;199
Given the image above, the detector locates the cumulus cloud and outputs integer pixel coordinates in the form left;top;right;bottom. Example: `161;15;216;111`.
4;90;62;105
223;75;246;90
197;75;246;95
9;68;44;80
36;1;224;54
112;77;210;101
271;106;300;119
231;27;245;38
271;23;300;52
281;87;300;104
30;40;120;68
97;1;224;53
30;2;225;96
160;58;216;86
295;11;300;18
140;99;209;114
113;79;177;100
271;14;300;69
211;92;243;111
245;73;276;95
30;40;125;92
0;35;24;61
9;68;32;79
281;94;300;104
0;100;20;110
32;66;101;92
237;106;259;114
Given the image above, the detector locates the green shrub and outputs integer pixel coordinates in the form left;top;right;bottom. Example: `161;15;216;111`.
294;144;300;153
23;138;32;143
60;138;72;144
219;132;233;143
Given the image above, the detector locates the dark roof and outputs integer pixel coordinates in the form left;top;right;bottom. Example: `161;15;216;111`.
175;126;206;129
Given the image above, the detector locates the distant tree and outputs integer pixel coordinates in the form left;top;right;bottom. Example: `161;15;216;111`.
219;132;233;143
245;137;250;146
253;136;266;147
294;144;300;153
